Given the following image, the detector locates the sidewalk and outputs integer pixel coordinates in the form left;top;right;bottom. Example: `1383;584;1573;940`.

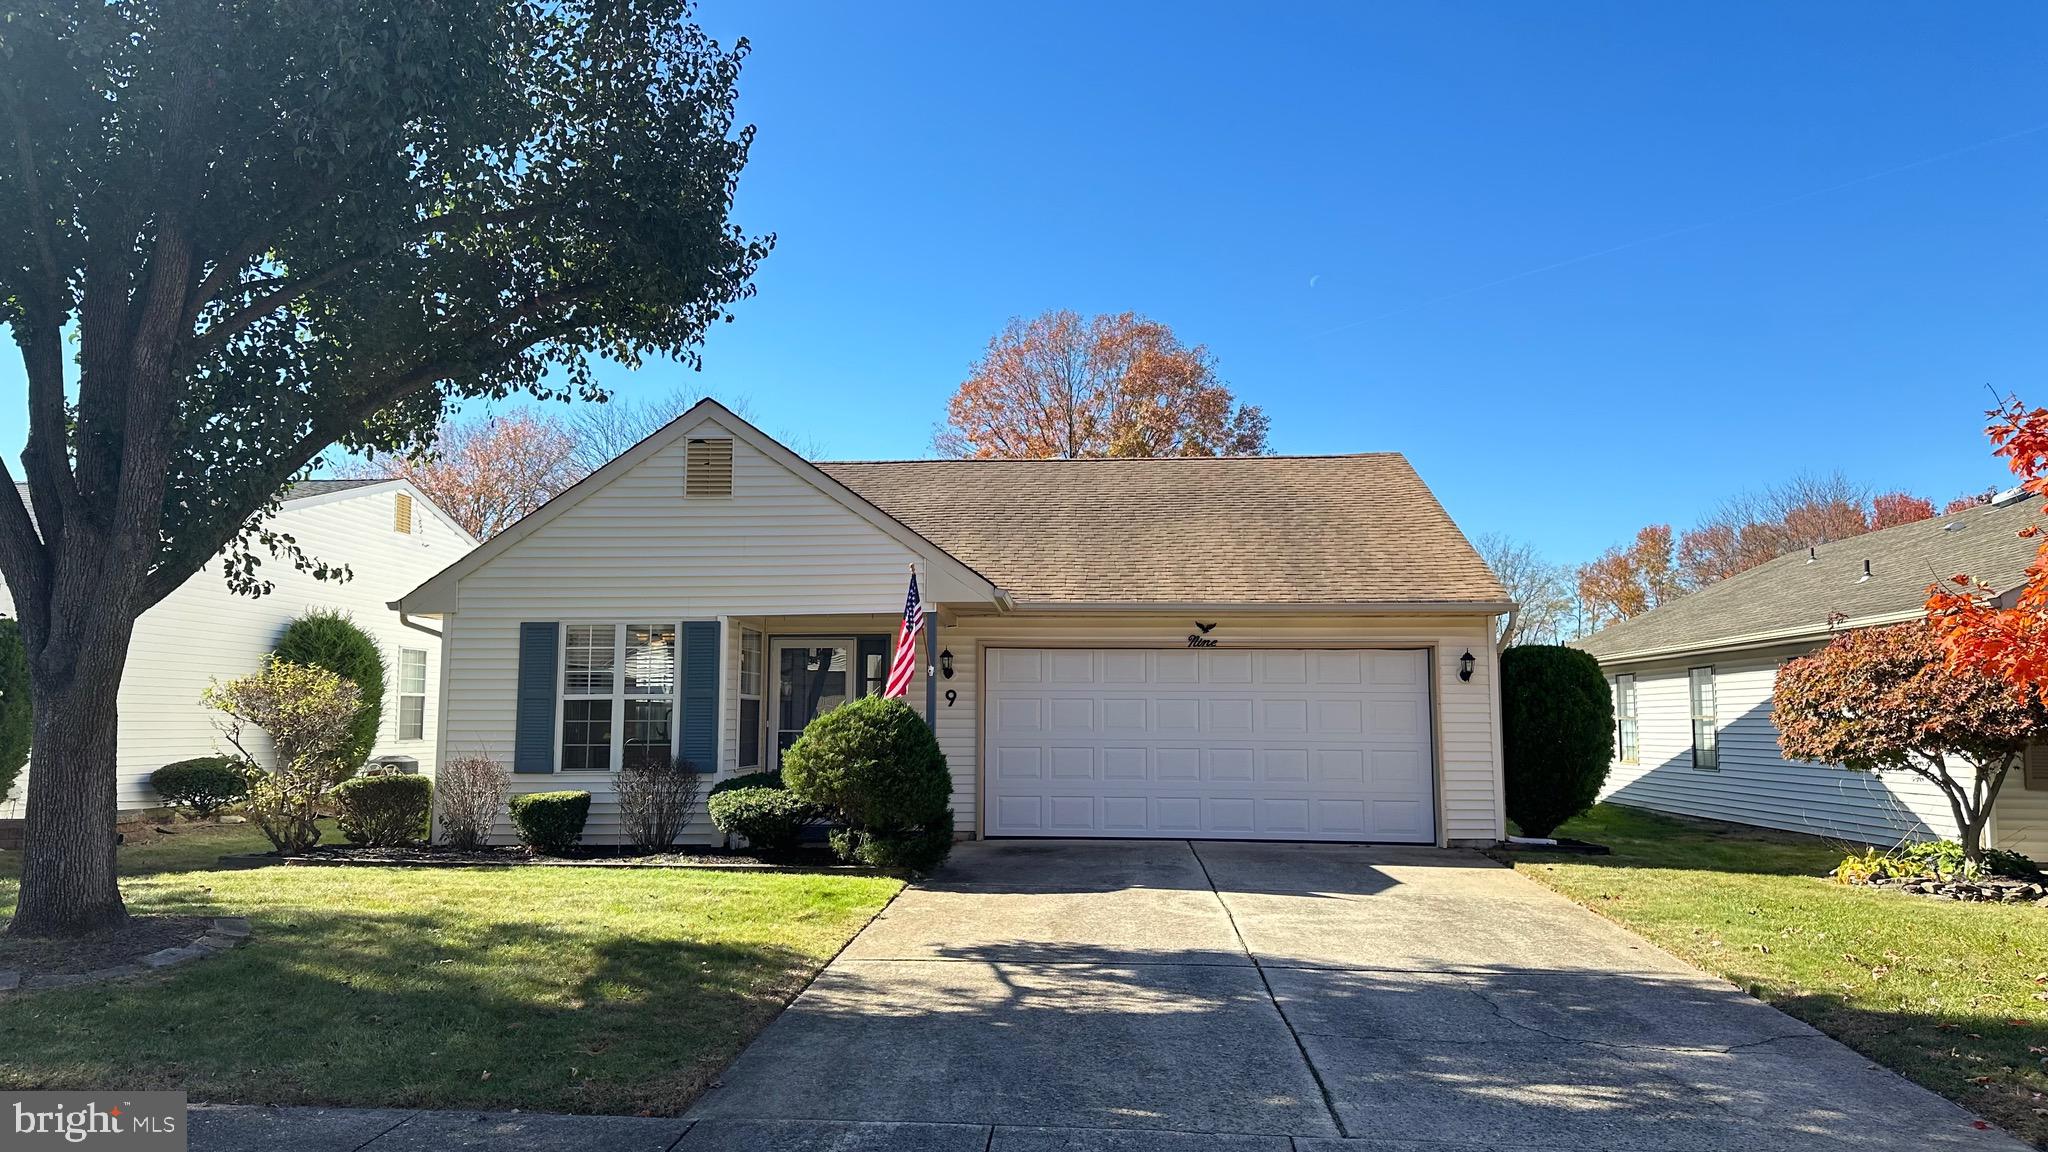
191;1105;1212;1150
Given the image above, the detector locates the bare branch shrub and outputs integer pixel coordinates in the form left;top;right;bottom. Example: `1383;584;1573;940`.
617;749;703;852
437;754;509;850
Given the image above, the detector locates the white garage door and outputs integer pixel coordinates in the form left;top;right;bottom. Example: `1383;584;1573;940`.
983;647;1436;842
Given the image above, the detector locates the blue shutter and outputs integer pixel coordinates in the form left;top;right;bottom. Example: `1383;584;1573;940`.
680;620;721;773
514;623;559;774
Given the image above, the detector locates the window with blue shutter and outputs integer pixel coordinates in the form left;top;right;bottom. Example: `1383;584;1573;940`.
514;623;559;773
679;620;721;773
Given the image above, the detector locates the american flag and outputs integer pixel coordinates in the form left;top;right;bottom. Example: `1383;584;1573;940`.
884;570;925;699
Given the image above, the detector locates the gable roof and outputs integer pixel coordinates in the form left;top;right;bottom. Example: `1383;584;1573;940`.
285;478;390;500
817;455;1508;609
398;399;1004;614
1576;493;2044;663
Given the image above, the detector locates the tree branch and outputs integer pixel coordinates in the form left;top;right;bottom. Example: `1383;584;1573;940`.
185;201;576;359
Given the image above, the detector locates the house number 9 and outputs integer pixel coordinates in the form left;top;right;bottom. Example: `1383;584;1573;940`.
944;689;957;707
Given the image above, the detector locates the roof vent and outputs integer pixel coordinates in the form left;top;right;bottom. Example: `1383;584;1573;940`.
1943;520;1965;532
1992;485;2030;507
1806;547;1817;564
685;438;734;498
1856;559;1872;584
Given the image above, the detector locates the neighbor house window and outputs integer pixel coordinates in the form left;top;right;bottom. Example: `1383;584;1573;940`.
1613;674;1638;764
1689;666;1718;771
561;623;677;771
738;627;764;768
397;648;428;741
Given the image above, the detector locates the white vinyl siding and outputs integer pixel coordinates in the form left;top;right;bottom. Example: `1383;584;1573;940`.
1598;656;1973;848
0;483;472;817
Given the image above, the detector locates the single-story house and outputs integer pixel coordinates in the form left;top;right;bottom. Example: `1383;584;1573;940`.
1576;490;2048;859
0;479;476;819
398;399;1512;846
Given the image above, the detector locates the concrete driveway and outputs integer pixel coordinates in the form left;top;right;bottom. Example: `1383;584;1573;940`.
682;841;2025;1151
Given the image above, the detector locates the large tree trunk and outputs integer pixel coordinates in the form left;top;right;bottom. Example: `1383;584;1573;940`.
7;658;130;935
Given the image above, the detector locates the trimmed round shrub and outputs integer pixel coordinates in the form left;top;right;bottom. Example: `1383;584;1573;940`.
150;755;251;817
0;619;28;805
709;769;785;796
1500;644;1615;839
274;610;385;775
508;790;591;854
334;774;433;847
831;815;954;872
708;785;820;853
782;695;951;838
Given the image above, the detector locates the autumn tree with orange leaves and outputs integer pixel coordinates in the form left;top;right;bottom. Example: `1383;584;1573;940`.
340;410;581;540
1928;397;2048;703
936;311;1269;459
1577;475;1939;627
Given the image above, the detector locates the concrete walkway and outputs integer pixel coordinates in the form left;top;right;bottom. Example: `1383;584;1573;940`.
193;841;2028;1151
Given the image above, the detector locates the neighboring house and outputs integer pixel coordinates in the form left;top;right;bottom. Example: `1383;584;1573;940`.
1576;491;2048;859
399;399;1512;847
0;479;477;819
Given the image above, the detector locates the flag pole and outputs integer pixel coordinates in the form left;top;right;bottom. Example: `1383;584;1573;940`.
919;562;938;728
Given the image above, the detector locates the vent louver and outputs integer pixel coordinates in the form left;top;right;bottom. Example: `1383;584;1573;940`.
686;438;734;498
394;491;414;533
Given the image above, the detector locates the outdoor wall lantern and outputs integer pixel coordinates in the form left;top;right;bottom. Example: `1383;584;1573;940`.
1458;650;1475;682
939;649;955;679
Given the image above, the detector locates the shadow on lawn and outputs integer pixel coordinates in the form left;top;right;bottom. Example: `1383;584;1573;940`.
0;903;819;1117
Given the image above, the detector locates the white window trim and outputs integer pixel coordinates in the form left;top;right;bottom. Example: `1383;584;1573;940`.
1613;673;1638;765
552;620;716;775
737;624;763;770
397;647;429;742
1689;665;1719;772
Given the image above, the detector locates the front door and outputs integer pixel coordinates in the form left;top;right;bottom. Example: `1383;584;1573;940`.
771;637;858;768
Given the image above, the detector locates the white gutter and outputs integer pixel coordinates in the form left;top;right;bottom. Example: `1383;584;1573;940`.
995;598;1516;616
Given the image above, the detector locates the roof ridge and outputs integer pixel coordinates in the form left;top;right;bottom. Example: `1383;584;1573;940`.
817;452;1407;465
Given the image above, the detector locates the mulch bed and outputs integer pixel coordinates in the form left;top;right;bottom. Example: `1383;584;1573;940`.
218;843;862;872
0;915;215;977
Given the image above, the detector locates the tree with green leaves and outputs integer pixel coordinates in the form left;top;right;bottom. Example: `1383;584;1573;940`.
0;0;769;934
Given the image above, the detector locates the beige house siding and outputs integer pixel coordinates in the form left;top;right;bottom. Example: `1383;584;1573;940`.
1;482;472;816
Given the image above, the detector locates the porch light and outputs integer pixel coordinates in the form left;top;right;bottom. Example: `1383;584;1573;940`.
1458;651;1475;682
939;649;955;679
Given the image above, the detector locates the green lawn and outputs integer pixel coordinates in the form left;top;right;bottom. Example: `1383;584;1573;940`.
1505;805;2048;1145
0;822;901;1114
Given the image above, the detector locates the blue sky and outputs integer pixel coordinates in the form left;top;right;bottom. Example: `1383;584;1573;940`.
7;2;2046;564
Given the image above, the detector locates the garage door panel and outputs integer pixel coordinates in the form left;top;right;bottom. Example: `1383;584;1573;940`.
1205;697;1254;735
1261;650;1309;683
985;647;1436;843
1205;651;1255;683
1102;747;1148;780
1049;697;1096;733
1207;747;1255;781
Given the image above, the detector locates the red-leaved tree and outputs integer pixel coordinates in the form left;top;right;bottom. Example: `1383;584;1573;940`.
1776;621;2041;865
1928;397;2048;699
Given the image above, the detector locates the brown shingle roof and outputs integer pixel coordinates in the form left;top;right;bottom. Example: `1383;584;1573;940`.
1576;493;2045;662
816;455;1507;608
